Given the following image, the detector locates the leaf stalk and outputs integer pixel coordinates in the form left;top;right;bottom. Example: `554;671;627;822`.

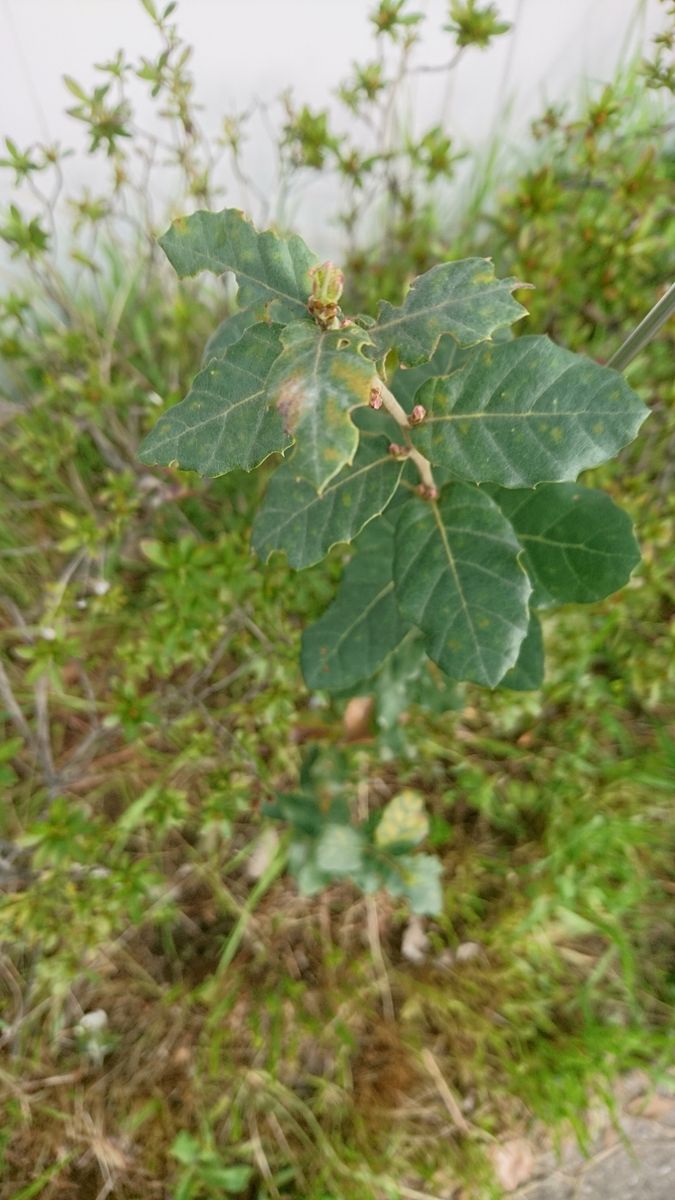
373;379;437;493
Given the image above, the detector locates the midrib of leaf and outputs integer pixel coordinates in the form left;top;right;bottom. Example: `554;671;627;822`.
376;280;522;337
268;453;396;535
170;221;310;315
143;360;268;448
519;531;625;557
299;334;329;461
327;580;395;659
429;499;486;678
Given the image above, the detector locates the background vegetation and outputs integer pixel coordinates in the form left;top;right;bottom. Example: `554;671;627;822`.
0;2;673;1197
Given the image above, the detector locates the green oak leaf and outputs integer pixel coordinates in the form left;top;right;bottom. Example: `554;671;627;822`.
498;611;544;691
390;332;465;411
386;854;443;915
266;321;375;493
252;424;406;569
159;208;318;322
488;482;641;603
412;335;648;487
301;509;412;692
201;305;262;363
394;484;531;687
370;259;528;366
139;322;289;475
375;790;429;850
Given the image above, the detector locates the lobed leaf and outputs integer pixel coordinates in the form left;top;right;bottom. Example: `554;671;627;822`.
252;425;407;568
370;258;528;366
159;207;318;322
301;509;412;692
498;611;544;691
390;332;464;411
266;321;375;493
201;305;262;363
139;322;289;475
138;321;288;475
394;484;531;687
412;335;649;487
489;482;641;603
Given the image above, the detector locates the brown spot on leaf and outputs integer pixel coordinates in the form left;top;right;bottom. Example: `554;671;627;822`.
275;375;305;433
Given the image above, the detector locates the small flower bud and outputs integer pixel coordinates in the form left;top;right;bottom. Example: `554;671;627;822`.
410;404;427;425
388;442;408;458
369;386;383;410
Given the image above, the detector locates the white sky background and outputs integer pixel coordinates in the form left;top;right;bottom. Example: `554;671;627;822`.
0;0;667;254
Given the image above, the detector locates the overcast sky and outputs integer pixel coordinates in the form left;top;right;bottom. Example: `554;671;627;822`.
0;0;666;250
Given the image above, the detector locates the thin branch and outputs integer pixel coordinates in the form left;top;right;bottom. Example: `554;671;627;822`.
0;658;33;745
421;1048;470;1134
607;282;675;371
372;379;438;493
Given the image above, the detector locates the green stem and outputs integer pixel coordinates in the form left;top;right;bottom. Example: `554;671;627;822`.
215;839;288;977
607;282;675;371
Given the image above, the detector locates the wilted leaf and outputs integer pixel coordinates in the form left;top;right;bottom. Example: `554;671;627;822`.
343;696;374;740
394;485;531;686
370;258;528;366
412;336;648;486
401;915;430;963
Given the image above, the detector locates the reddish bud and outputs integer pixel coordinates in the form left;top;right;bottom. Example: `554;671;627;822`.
416;483;440;501
388;442;408;458
369;387;383;409
410;404;427;425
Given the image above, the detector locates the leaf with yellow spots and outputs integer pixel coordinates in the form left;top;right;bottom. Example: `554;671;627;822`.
159;208;317;323
369;258;529;366
301;506;412;691
266;321;376;493
394;484;531;687
411;335;648;487
252;416;407;568
375;790;429;850
138;322;289;475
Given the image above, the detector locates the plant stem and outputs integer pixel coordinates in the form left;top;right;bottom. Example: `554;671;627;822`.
375;378;410;426
374;379;437;492
607;282;675;371
216;840;287;977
